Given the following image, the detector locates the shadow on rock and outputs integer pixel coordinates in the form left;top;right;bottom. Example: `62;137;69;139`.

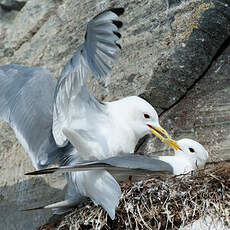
0;177;65;230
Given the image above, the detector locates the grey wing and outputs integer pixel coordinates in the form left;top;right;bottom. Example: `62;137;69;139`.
26;154;174;176
102;155;174;175
101;155;173;181
52;8;124;146
0;64;59;169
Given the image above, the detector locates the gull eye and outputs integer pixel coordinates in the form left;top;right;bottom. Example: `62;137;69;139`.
189;147;195;153
144;114;150;119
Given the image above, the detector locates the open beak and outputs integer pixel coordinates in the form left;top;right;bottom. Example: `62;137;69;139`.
147;124;182;151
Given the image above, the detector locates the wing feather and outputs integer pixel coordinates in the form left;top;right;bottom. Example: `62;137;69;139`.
26;154;174;176
53;8;124;146
0;64;59;169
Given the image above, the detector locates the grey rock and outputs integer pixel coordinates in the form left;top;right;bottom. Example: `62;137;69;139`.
3;47;14;57
141;0;230;110
0;0;26;11
143;39;230;163
167;0;186;8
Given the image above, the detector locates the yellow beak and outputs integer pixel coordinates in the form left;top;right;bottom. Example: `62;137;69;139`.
147;124;182;151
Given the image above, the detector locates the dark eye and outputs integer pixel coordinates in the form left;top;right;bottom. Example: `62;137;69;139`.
144;114;150;119
189;147;195;153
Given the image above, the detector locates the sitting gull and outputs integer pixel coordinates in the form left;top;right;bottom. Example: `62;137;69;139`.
157;138;209;175
0;8;180;219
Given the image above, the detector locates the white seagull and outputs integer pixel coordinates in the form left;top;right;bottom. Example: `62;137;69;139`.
0;8;181;219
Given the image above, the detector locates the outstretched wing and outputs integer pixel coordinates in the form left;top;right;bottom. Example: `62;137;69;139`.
0;64;59;169
26;154;174;176
52;8;124;146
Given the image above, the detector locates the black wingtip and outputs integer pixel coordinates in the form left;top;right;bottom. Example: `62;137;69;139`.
116;43;121;49
113;31;121;38
25;168;57;176
21;206;44;211
113;20;123;29
110;8;125;16
94;7;124;21
25;171;36;176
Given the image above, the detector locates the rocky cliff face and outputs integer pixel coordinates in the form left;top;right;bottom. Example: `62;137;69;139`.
0;0;230;229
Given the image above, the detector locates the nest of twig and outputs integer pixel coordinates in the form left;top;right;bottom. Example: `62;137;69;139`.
39;163;230;230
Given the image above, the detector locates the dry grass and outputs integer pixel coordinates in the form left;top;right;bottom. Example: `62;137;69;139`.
39;163;230;230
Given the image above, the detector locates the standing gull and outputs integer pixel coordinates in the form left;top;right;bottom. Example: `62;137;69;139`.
0;8;180;219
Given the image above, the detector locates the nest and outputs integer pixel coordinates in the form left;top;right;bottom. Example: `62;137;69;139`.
39;163;230;230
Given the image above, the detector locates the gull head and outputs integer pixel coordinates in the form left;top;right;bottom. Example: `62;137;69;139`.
175;138;209;168
110;96;180;150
